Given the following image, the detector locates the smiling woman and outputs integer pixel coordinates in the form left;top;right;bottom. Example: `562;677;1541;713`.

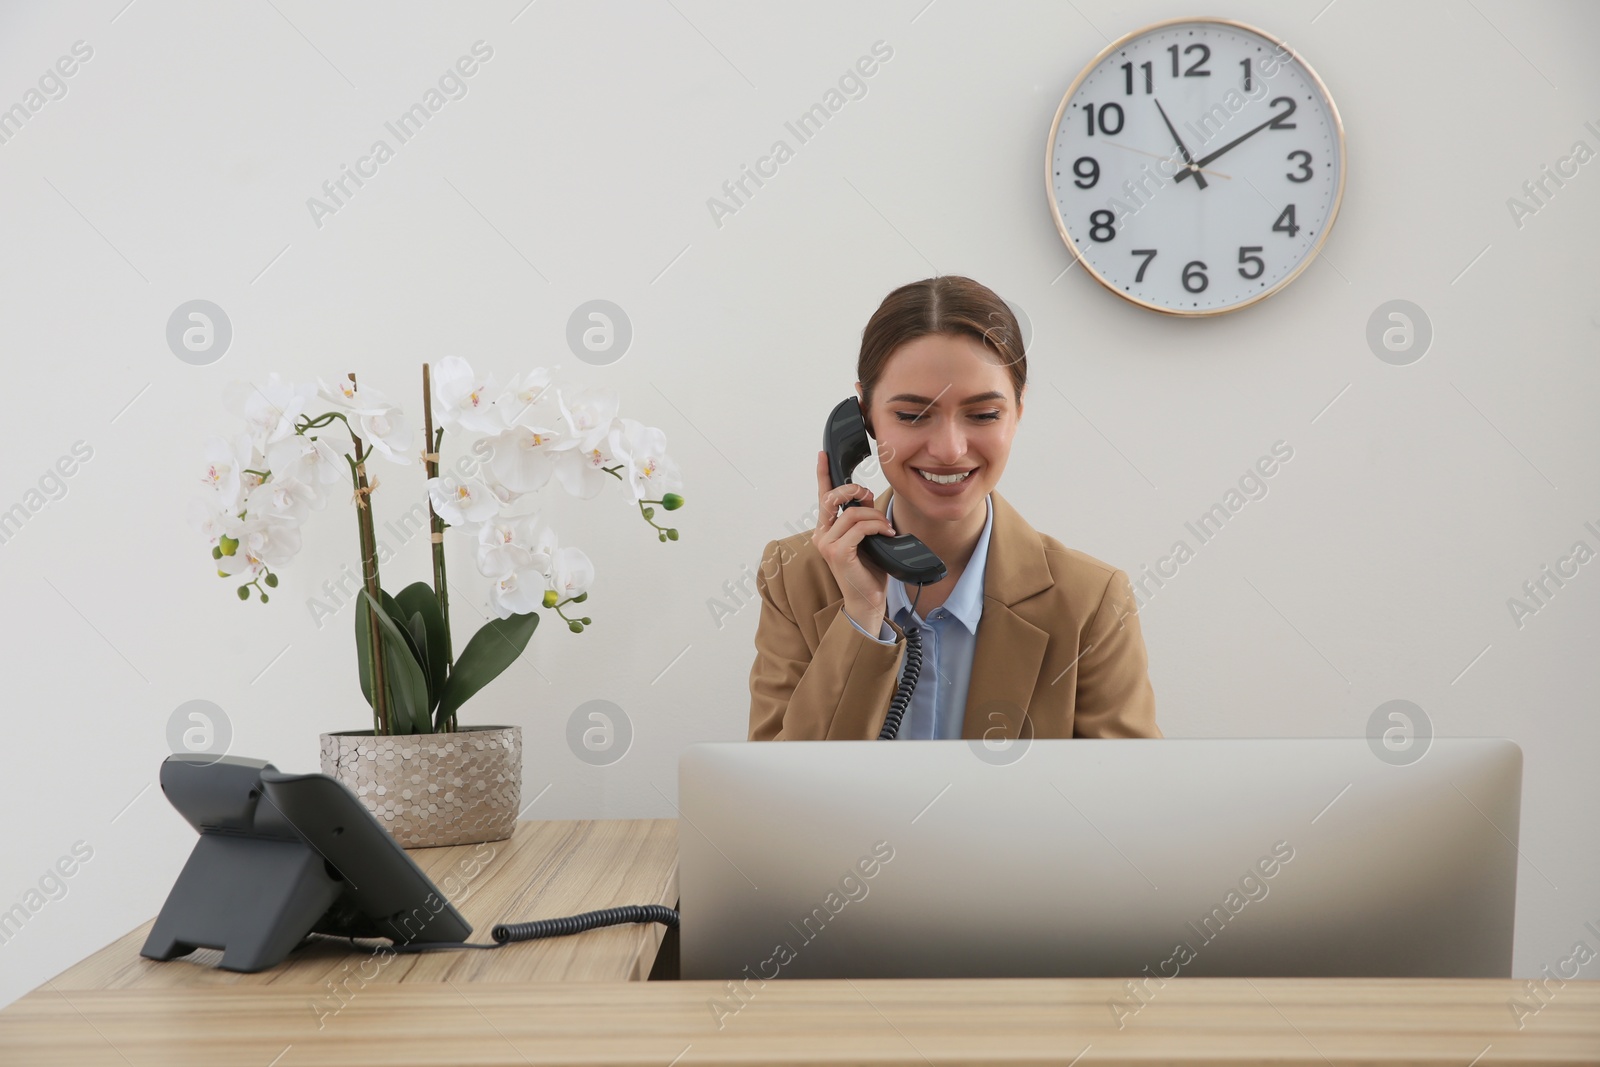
748;275;1161;743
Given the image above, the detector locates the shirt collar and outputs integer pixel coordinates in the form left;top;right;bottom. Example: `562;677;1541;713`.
884;493;993;634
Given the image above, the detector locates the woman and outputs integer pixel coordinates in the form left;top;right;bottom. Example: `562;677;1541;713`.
748;275;1161;742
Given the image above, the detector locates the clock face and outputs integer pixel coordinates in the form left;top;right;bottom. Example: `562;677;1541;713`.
1046;18;1345;315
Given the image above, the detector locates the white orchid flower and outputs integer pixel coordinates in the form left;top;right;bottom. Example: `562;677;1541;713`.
488;567;546;619
216;517;303;577
475;515;539;580
215;549;263;579
427;474;500;526
556;385;620;452
522;515;560;568
484;424;574;493
266;435;344;494
314;376;415;464
317;375;393;414
354;407;414;464
246;476;320;526
550;545;595;600
485;479;545;524
430;356;502;434
554;443;616;500
226;375;316;451
608;418;683;501
497;368;561;429
200;434;254;510
485;518;561;616
188;497;231;546
487;476;535;516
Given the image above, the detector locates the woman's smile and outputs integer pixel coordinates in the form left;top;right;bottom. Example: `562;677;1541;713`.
913;465;979;494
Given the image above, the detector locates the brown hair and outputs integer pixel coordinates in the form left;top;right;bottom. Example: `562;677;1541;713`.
857;275;1027;417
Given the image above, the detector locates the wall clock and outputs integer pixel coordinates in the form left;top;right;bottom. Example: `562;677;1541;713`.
1045;17;1345;315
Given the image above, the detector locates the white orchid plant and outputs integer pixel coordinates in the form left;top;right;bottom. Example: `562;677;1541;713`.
191;357;685;736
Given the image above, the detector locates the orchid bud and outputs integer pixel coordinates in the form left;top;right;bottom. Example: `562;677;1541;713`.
542;589;558;608
662;493;683;510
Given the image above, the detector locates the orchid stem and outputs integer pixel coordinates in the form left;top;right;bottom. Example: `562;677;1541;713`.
422;363;455;733
346;375;390;736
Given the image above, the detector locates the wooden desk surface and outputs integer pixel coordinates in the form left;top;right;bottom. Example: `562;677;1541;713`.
48;819;679;989
5;817;1598;1065
4;977;1597;1065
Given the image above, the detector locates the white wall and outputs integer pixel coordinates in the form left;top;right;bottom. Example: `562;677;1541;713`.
0;0;1595;1005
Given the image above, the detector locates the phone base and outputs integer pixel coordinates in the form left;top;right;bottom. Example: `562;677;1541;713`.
140;833;343;973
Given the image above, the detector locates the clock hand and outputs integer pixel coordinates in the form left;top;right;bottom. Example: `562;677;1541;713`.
1153;98;1209;190
1101;139;1232;179
1173;101;1289;183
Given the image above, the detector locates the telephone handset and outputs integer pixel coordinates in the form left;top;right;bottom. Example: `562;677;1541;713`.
823;396;940;739
823;397;947;585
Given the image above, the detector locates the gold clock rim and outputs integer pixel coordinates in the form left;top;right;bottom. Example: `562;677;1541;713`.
1043;15;1348;318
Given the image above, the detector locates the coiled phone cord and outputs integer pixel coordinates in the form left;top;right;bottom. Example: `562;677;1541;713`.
369;904;680;954
877;583;926;741
490;904;678;945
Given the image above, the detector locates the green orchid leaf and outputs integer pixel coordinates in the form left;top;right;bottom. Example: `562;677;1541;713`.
395;581;449;714
437;612;538;723
406;609;430;703
356;588;376;708
357;589;431;735
378;590;422;667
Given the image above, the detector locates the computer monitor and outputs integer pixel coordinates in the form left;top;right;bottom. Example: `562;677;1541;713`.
677;738;1521;980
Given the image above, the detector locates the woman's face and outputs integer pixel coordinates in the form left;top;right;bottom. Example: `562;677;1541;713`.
857;332;1024;524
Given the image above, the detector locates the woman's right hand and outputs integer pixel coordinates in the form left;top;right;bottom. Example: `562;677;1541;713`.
814;449;895;634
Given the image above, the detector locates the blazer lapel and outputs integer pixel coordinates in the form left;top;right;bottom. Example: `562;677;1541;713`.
828;486;1053;741
956;488;1052;741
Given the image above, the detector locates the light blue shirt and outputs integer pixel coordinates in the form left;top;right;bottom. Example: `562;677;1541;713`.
843;493;993;740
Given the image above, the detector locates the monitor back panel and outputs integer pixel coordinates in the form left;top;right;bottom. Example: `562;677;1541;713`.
678;739;1521;980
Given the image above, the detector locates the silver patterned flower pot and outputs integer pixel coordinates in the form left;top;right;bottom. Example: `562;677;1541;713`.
319;725;522;849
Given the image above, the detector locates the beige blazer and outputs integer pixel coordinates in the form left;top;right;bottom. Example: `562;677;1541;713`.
748;486;1162;741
